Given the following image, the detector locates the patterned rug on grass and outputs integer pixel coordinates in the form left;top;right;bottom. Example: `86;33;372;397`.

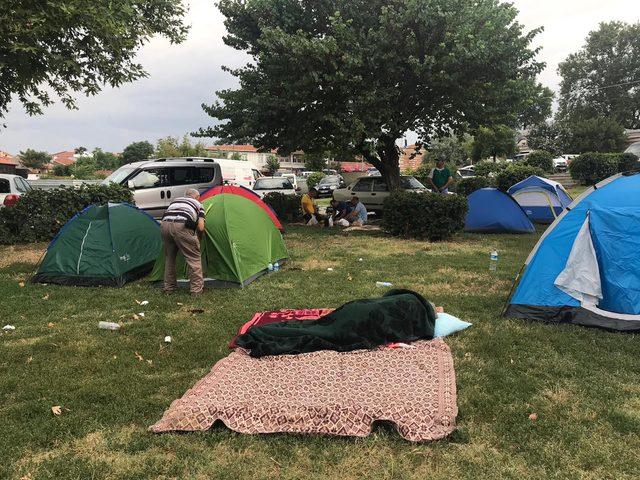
150;339;457;442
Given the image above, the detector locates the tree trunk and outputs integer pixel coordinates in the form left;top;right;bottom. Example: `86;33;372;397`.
363;137;401;191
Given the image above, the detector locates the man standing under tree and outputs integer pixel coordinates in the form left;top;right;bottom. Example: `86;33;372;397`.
427;158;453;194
161;189;206;296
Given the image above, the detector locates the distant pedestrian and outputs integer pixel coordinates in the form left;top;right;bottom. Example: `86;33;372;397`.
161;188;205;296
427;158;453;194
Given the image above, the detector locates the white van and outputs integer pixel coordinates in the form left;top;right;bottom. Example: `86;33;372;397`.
103;157;223;218
214;158;262;189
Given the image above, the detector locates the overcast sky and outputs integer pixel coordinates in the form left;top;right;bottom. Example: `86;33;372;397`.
1;0;638;154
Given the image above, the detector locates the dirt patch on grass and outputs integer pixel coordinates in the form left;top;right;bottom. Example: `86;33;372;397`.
291;258;342;270
0;244;46;268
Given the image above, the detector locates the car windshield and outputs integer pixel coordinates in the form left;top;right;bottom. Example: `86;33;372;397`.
401;176;425;189
254;178;293;189
103;166;136;185
319;176;341;185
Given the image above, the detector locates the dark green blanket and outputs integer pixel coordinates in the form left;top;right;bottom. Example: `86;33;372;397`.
235;289;436;357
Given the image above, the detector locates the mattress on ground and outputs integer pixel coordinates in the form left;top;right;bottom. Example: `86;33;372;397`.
150;339;457;442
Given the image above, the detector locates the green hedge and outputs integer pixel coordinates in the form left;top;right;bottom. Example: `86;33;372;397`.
456;177;493;196
569;152;639;185
262;192;303;221
382;191;467;241
306;172;325;189
495;164;546;192
0;184;133;245
525;150;554;173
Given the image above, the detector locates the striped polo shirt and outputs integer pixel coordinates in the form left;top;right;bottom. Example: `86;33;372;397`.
163;197;205;222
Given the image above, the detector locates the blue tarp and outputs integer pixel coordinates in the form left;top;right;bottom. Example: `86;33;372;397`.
464;188;535;233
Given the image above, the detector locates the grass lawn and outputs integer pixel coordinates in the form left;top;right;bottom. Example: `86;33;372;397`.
1;225;639;479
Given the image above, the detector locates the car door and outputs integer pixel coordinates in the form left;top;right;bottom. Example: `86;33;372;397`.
349;177;375;208
127;167;171;218
370;178;389;209
0;177;10;204
192;165;221;194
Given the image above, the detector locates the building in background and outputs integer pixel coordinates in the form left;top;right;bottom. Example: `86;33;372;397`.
205;145;305;173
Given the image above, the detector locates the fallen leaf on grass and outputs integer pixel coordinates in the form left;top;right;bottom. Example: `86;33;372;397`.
18;282;25;288
26;356;33;364
133;314;140;320
146;359;153;365
188;308;205;314
42;294;50;300
347;274;353;281
134;352;144;362
51;406;62;416
47;322;55;328
138;312;145;318
176;302;184;306
529;413;538;421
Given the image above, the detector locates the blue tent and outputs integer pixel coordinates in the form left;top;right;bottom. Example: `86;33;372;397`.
505;173;640;331
507;176;572;223
464;188;535;233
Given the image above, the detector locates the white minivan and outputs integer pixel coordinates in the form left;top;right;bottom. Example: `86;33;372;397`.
103;157;223;218
215;158;262;189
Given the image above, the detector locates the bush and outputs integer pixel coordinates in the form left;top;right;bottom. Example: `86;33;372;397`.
569;152;639;185
0;184;133;244
262;192;303;222
306;172;325;189
52;164;71;176
381;191;468;241
495;164;545;192
473;161;507;178
525;150;554;173
456;177;493;196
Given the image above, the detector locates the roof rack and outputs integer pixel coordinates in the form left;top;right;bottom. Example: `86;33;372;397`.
154;157;215;163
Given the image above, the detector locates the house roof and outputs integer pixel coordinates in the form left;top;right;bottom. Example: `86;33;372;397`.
399;144;425;171
0;151;17;165
51;151;77;166
206;144;283;155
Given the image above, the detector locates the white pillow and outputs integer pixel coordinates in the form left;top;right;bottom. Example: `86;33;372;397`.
434;313;472;338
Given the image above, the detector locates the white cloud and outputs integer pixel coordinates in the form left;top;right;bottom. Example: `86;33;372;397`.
1;0;638;154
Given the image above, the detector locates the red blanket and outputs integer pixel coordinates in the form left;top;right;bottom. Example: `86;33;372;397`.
229;309;334;348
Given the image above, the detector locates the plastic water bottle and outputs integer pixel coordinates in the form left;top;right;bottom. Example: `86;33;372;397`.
489;250;498;272
267;263;274;272
98;321;121;331
376;281;393;287
274;262;280;272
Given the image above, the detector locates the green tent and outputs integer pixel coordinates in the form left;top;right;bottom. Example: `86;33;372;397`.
149;191;288;287
32;203;162;287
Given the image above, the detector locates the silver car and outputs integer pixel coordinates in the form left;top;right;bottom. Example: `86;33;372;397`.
103;157;223;218
333;175;427;212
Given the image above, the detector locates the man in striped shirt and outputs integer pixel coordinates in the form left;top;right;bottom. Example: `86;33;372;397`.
161;189;206;295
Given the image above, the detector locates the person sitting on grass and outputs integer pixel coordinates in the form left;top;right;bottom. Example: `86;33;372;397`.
301;188;322;225
427;158;453;194
345;196;368;226
330;197;353;221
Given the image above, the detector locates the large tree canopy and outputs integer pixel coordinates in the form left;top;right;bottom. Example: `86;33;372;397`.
1;1;188;119
557;21;640;129
197;0;550;188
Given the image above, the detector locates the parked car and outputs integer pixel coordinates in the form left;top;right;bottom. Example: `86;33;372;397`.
300;171;315;178
367;168;381;176
316;175;347;197
215;158;262;188
333;176;427;213
252;176;297;198
0;174;33;207
322;168;338;176
552;154;579;172
281;173;299;190
103;157;223;218
456;165;475;179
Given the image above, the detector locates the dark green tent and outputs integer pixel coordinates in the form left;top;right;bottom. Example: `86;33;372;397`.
148;190;288;287
32;203;162;287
